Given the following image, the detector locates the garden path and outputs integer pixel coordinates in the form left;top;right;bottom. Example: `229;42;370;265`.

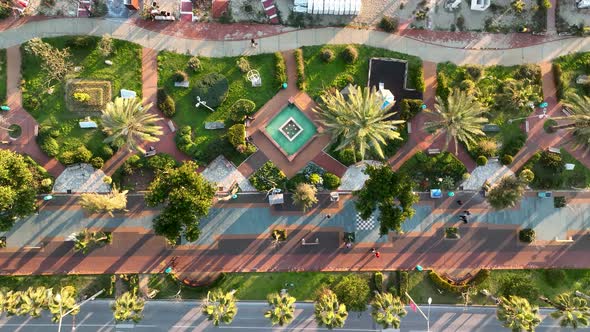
2;45;64;177
547;0;557;34
389;61;476;172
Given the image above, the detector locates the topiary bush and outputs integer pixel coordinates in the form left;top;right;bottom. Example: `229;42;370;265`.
229;99;256;123
476;139;498;157
39;136;59;157
75;146;93;163
399;99;423;121
101;145;114;159
236;57;251;73
294;48;306;90
157;89;176;118
90;157;104;169
227;124;246;149
188;56;201;72
501;154;514;165
342;45;358;64
192;73;229;108
379;16;398;32
173;70;189;83
249;161;287;192
274;52;287;84
320;48;335;63
374;272;384;293
519;228;535;243
322;172;341;190
519;169;535;183
476;155;488;166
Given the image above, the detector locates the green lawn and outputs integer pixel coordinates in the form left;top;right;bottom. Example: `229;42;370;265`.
21;36;142;161
553;52;590;99
523;149;590;189
398;151;467;191
157;51;277;165
0;49;6;104
0;274;114;298
301;45;423;99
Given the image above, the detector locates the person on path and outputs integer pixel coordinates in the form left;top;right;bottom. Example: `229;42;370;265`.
370;248;376;253
346;242;352;248
456;200;463;206
460;215;468;224
251;39;258;47
375;251;380;258
464;210;471;216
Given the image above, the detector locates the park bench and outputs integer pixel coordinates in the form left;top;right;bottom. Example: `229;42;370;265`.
482;124;501;132
525;120;529;133
407;122;412;134
34;125;38;136
167;120;176;133
174;81;189;88
154;15;175;21
427;148;441;155
548;147;561;154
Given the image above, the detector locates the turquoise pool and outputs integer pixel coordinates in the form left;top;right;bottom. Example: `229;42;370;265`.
265;104;317;156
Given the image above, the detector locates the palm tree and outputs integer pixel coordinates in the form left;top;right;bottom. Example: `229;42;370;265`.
314;288;348;329
486;175;525;210
541;293;590;329
370;292;407;329
496;295;541;332
112;291;145;323
4;291;26;316
553;93;590;152
424;88;488;155
202;289;238;326
79;186;129;216
21;287;49;318
73;229;112;254
292;183;318;212
264;292;296;326
48;286;79;322
313;85;404;160
101;97;163;153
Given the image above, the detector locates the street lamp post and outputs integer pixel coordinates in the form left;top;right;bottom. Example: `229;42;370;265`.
195;96;215;112
56;289;105;332
427;297;432;332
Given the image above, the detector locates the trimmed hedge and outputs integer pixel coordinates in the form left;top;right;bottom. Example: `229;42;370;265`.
374;272;384;293
294;48;306;90
379;16;399;32
553;63;564;100
274;52;287;85
399;99;423;121
519;228;535;243
413;65;425;92
320;48;335;63
469;269;491;286
322;172;341;190
227;124;246;149
342;45;359;64
399;271;409;298
428;271;466;293
501;154;514;165
229;99;256;123
192;72;229;108
476;155;488;166
157;88;176;118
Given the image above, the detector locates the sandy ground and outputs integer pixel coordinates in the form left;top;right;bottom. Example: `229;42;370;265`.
230;0;268;22
557;0;590;29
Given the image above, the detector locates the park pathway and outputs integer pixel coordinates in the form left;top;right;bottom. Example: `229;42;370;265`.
547;0;557;35
2;46;64;177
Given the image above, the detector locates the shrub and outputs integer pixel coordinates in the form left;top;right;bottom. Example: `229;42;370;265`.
188;56;201;72
294;48;306;90
157;89;176;118
192;73;229;108
459;79;476;94
333;274;371;311
236;57;251;73
374;272;384;293
544;269;565;288
60;151;76;165
462;172;471;180
342;45;358;64
436;72;451;101
515;64;541;82
76;146;93;163
501;154;514;165
428;271;464;293
172;70;188;83
286;173;307;191
519;169;535;183
399;271;409;297
540;151;564;171
511;0;525;13
40;136;59;157
227;124;246;149
337;148;358;166
499;273;539;301
103;176;112;184
476;139;498;157
399;99;423;121
469;269;490;286
65;36;95;48
320;48;335;63
379;16;399;32
464;65;483;81
41;178;53;189
309;173;322;185
456;15;465;31
519;228;535;243
540;0;551;9
554;196;566;208
413;64;425;92
553;63;564;99
322;173;341;190
147;153;177;171
97;34;113;57
501;132;527;157
274;52;287;84
445;227;459;239
101;145;114;159
229;99;256;123
73;92;91;103
476;155;488;166
249;161;287;192
90;157;104;169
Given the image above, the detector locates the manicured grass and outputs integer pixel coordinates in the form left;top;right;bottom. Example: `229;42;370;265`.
0;49;6;104
157;51;277;165
301;45;423;99
398;151;467;191
0;274;114;298
524;149;590;189
553;52;590;99
21;36;142;161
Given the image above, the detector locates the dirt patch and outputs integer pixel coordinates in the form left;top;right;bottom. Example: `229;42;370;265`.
65;79;112;113
557;0;590;31
230;0;267;22
121;168;156;191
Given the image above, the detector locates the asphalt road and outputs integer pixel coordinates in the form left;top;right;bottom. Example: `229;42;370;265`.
0;300;583;331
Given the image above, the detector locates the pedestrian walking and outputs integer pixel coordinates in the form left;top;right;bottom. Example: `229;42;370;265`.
326;214;332;219
375;251;380;258
456;200;463;206
464;210;471;216
370;248;376;254
251;39;258;47
346;242;352;248
460;215;468;224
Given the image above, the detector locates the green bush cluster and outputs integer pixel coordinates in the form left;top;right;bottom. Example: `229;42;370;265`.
540;151;564;171
519;228;535;243
147;153;177;172
61;146;93;165
227;124;246;149
188;56;201;72
412;65;425;92
249;161;287;192
399;271;408;297
157;89;176;118
236;57;251;74
320;48;335;63
436;72;451;101
294;48;306;90
228;99;256;123
501;131;527;157
501;154;513;165
428;271;467;293
544;269;565;288
342;45;358;64
374;272;384;293
192;72;229;108
334;148;361;166
176;126;238;164
274;52;287;84
401;151;466;191
464;65;483;81
173;70;189;83
379;16;399;32
399;99;423;121
322;172;341;190
90;157;104;169
499;272;540;301
469;269;491;286
553;63;564;100
476;155;488;166
39;135;59;157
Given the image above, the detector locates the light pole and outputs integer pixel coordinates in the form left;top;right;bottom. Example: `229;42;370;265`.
507;112;548;124
195;96;215;112
427;297;432;332
56;289;105;332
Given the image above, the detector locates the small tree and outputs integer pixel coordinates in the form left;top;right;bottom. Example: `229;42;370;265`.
24;38;73;86
543;293;590;329
333;274;371;312
98;34;114;57
487;176;525;210
371;292;407;329
202;290;238;326
20;287;49;318
314;288;348;329
79;186;128;216
292;183;318;212
73;229;112;254
48;286;79;322
112;291;145;323
264;293;296;326
496;296;541;332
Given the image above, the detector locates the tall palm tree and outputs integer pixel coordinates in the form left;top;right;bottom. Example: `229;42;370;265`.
48;286;79;322
264;292;296;327
313;85;404;160
101;97;163;153
314;288;348;329
21;287;49;318
370;292;407;329
4;291;26;316
202;289;238;326
424;88;488;155
73;229;112;254
112;291;145;323
553;93;590;152
496;295;541;332
541;293;590;329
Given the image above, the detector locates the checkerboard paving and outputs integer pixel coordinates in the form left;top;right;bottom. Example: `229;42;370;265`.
356;212;376;230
